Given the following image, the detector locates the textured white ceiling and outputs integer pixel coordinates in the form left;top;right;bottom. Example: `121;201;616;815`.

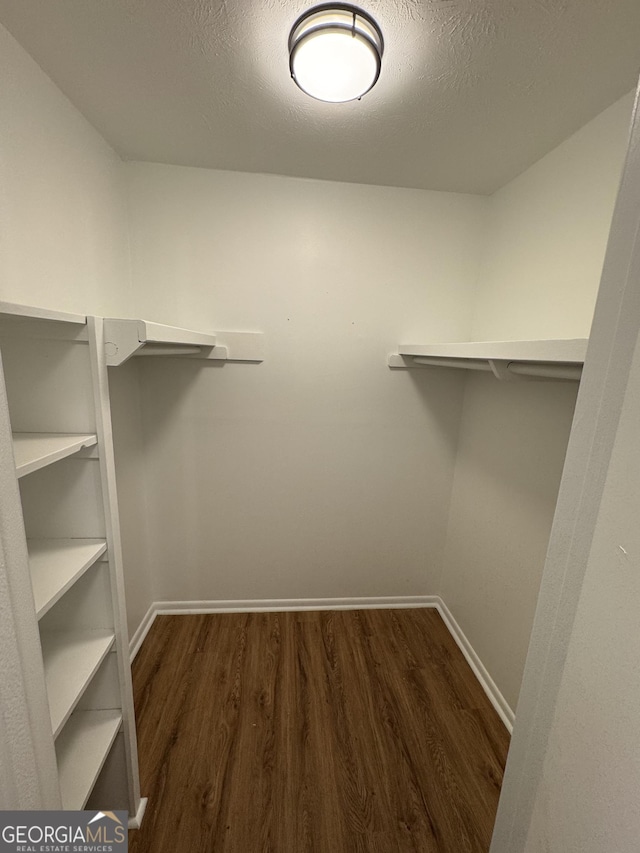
1;0;639;194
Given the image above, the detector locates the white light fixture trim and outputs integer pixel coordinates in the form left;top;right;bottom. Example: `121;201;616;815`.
289;4;384;103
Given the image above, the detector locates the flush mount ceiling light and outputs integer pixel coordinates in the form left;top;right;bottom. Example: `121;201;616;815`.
289;4;384;103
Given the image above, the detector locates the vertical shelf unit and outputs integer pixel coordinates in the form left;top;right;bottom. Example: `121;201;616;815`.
0;303;144;823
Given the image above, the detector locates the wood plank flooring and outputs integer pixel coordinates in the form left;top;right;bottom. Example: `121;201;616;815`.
129;609;510;853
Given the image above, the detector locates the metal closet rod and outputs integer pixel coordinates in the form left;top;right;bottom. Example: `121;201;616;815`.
412;357;491;372
508;362;582;381
133;344;204;357
411;357;582;381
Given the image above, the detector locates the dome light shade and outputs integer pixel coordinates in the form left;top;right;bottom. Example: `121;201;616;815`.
289;5;384;103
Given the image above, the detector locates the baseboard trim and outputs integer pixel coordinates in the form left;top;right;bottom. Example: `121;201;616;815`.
129;597;439;660
154;595;441;615
128;796;148;830
435;597;515;733
128;595;514;732
129;604;157;662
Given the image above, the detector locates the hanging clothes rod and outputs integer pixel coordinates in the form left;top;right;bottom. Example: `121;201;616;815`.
411;356;582;381
412;357;492;372
133;345;204;357
507;362;582;381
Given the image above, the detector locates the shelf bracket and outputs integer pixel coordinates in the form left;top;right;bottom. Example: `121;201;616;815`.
104;319;263;366
388;354;414;369
188;331;264;364
388;354;493;372
488;359;512;381
146;332;264;364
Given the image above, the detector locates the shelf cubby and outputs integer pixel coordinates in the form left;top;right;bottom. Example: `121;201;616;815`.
13;432;97;478
56;710;122;810
28;538;107;619
42;630;115;738
19;457;106;540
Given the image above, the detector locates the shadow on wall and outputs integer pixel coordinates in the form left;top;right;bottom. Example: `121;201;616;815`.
391;364;468;451
453;372;580;501
439;371;580;710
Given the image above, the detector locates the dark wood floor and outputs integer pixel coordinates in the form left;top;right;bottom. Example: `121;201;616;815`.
129;609;509;853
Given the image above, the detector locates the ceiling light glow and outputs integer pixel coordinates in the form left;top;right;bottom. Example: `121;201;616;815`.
289;5;384;103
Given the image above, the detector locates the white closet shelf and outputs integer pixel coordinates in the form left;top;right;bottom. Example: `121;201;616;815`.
103;318;217;366
389;338;588;381
42;630;115;738
0;301;87;325
104;317;265;366
13;432;98;477
28;539;108;619
56;710;122;810
0;302;89;342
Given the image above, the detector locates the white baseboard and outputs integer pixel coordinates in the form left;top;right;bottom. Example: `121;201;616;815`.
128;796;148;830
435;597;515;732
129;604;157;661
129;597;438;660
154;595;441;614
128;595;514;732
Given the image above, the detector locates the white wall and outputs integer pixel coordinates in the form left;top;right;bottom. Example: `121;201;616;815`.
125;164;486;603
524;337;640;851
491;89;640;851
472;95;633;341
108;364;154;638
0;23;153;640
440;94;633;712
440;377;578;710
0;24;130;316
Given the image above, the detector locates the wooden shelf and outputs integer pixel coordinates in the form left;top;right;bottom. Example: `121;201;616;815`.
56;710;122;810
13;433;98;478
28;539;107;619
389;338;588;381
42;630;115;737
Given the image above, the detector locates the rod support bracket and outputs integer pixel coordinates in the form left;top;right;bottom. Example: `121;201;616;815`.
488;359;512;381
